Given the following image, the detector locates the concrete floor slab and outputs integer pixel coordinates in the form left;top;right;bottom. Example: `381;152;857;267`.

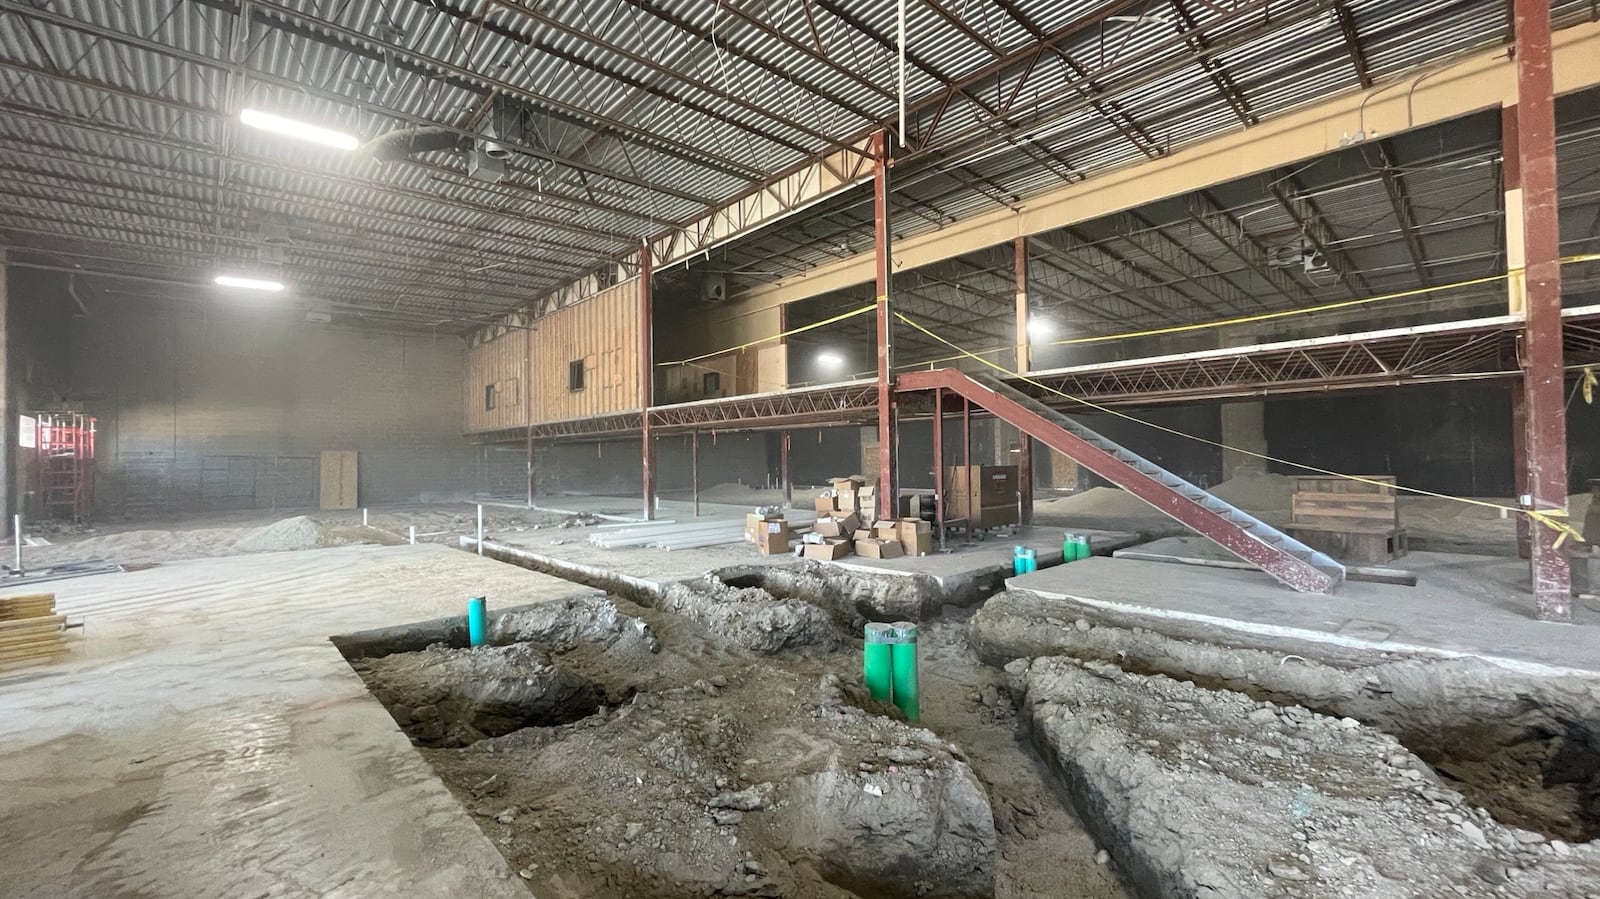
0;544;589;898
1005;553;1600;675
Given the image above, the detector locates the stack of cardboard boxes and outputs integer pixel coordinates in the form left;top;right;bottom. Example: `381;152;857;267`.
809;476;934;561
744;509;791;556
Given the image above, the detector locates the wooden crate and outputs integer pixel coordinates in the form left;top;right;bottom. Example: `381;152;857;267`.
1287;525;1408;565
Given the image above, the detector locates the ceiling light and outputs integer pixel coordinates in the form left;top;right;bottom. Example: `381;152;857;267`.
816;351;845;368
1026;318;1055;339
214;274;286;292
240;108;359;151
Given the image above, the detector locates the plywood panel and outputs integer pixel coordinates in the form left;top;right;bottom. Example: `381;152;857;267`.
530;278;641;423
319;450;357;510
464;327;530;433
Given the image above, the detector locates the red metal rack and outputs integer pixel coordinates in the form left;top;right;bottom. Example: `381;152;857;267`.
35;412;96;522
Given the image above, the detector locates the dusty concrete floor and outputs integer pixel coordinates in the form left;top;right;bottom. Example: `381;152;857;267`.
0;544;583;898
1006;553;1600;675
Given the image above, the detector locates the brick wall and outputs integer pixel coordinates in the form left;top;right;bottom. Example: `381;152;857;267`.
10;274;507;518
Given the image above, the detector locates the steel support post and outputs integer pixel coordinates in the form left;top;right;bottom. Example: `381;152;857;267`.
1511;386;1532;559
933;386;946;551
691;431;700;518
1513;0;1572;621
640;245;657;521
873;131;898;521
780;431;793;508
1014;235;1031;374
1019;437;1034;527
525;427;536;507
962;397;973;543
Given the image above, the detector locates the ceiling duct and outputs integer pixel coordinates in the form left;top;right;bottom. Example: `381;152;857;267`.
356;126;469;162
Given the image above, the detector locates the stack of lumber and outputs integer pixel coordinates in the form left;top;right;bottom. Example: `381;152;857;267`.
0;593;68;668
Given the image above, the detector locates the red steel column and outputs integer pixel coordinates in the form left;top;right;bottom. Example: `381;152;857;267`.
1514;0;1571;621
933;386;946;551
1504;105;1531;560
873;130;898;521
639;245;657;521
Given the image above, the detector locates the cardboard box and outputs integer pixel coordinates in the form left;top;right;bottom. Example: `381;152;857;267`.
871;519;899;538
814;513;860;538
814;495;836;515
829;476;865;492
852;529;873;541
895;517;933;556
745;512;784;543
837;491;861;513
755;520;791;555
855;538;904;559
803;538;852;561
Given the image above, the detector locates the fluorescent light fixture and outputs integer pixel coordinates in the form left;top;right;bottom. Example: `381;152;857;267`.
240;108;359;151
815;351;845;368
214;274;286;292
1026;318;1055;339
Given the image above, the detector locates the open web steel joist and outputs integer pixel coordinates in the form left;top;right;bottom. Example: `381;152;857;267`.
898;368;1346;594
472;305;1600;444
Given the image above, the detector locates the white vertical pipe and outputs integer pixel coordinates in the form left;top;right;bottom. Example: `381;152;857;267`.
408;525;416;545
362;507;368;526
897;0;906;147
12;514;20;572
476;504;484;554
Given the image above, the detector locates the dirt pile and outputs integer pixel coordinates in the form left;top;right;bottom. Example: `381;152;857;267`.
353;594;997;898
658;574;845;654
1009;655;1600;898
718;562;946;626
1209;471;1294;512
232;515;342;552
972;589;1600;842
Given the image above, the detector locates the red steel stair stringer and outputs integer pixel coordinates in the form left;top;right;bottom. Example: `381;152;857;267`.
899;368;1343;593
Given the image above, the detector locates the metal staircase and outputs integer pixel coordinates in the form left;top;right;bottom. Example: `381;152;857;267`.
899;369;1345;593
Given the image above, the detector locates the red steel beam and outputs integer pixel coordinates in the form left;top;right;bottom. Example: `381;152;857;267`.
874;131;898;521
1514;0;1572;621
640;245;657;521
900;368;1337;592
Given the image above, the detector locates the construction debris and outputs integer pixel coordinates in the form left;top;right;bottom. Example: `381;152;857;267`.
0;593;69;669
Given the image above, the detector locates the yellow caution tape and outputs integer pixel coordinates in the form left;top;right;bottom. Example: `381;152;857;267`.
892;309;1587;547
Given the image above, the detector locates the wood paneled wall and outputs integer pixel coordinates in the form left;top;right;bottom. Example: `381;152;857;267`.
464;277;643;433
464;328;530;433
530;278;641;423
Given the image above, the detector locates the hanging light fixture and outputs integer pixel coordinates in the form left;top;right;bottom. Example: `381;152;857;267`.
240;108;359;151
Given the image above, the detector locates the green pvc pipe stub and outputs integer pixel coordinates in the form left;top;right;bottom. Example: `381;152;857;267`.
863;622;895;703
889;621;920;724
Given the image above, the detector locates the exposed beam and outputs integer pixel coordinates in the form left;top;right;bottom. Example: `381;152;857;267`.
733;22;1600;312
1365;140;1436;287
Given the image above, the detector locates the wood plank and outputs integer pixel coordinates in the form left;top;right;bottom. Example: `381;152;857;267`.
0;615;65;632
0;645;69;666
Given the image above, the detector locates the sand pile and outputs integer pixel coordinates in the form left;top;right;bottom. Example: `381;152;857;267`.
1209;471;1294;512
233;516;342;552
1035;486;1152;518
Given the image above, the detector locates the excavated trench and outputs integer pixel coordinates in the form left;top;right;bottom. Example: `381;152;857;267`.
333;560;1127;898
346;542;1600;896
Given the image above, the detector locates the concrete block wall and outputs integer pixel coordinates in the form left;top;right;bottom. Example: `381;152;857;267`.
9;273;499;518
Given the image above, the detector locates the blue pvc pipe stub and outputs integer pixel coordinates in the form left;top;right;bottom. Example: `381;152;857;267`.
467;596;488;647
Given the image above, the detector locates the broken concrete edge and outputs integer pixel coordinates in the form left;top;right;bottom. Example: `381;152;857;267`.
1111;547;1419;586
462;537;664;604
991;584;1600;680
